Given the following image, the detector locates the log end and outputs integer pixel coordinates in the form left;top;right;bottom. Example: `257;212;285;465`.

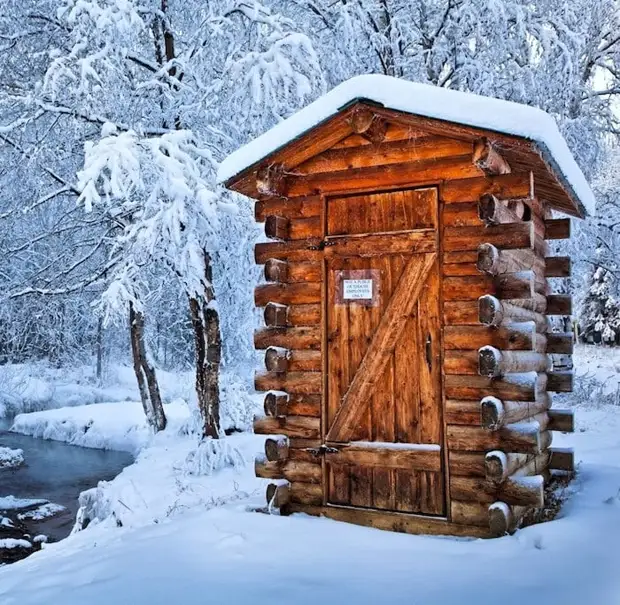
479;294;502;326
480;396;504;430
479;346;502;378
488;501;512;536
266;482;290;510
477;243;500;274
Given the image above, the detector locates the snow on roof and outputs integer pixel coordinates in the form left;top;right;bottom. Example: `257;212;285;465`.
218;74;595;215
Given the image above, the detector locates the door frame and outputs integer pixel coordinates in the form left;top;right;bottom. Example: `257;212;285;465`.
319;186;447;516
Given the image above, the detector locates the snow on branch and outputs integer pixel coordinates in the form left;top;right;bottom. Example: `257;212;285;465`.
77;123;236;320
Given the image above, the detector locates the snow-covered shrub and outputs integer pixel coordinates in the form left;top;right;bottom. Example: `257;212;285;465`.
0;447;24;469
183;438;245;477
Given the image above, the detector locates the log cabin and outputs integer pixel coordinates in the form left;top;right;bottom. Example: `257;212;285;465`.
219;75;593;538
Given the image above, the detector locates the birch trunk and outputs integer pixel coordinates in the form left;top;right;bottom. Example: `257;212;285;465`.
129;302;167;432
189;252;221;439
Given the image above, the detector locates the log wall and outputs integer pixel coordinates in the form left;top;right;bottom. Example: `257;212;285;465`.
249;117;575;538
442;171;575;535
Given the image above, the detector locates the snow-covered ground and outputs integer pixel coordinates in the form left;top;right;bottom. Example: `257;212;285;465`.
1;344;620;603
0;361;194;419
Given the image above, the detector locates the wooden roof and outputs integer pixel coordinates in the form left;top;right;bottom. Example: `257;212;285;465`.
225;100;588;218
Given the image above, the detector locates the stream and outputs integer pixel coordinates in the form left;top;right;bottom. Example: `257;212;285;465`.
0;417;133;563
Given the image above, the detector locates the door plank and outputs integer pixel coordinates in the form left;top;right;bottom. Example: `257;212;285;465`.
326;252;437;443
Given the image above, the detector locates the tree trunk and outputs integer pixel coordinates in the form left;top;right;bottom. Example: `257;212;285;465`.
129;302;167;432
95;314;104;384
189;251;221;439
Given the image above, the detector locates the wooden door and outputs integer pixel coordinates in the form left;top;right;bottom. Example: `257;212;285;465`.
324;187;445;516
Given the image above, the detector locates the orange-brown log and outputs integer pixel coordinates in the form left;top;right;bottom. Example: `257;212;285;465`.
255;196;321;223
478;346;550;377
301;136;473;174
286;155;481;197
255;283;321;307
264;348;321;373
254;415;320;439
445;350;479;375
548;409;574;432
476;243;538;275
447;424;548;454
444;323;537;351
480;393;552;430
264;393;320;418
255;239;322;264
289;482;323;505
473;139;512;175
266;483;290;508
264;303;321;327
265;437;289;461
450;475;544;507
265;215;289;240
443;301;480;326
444;222;534;252
443;272;534;300
264;259;321;284
478;295;547;329
446;373;546;402
547;371;573;393
255;458;322;484
549;447;574;472
445;400;481;425
546;295;572;315
450;500;489;527
545;256;571;278
257;164;288;197
546;332;573;354
449;451;486;477
442;173;532;203
478;194;522;224
255;371;322;395
544;218;571;240
254;327;321;350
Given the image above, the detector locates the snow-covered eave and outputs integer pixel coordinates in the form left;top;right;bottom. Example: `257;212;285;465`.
219;74;595;217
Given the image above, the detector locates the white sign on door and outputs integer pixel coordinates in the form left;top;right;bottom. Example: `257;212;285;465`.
343;279;373;300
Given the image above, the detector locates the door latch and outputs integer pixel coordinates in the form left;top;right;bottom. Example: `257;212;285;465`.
309;444;339;457
425;333;432;370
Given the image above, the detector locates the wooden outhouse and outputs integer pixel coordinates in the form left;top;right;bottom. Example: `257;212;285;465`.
220;75;593;538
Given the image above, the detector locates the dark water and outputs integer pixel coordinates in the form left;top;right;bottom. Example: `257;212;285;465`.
0;418;133;541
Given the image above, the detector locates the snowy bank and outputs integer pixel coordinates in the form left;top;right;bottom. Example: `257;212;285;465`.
11;400;191;455
0;361;194;419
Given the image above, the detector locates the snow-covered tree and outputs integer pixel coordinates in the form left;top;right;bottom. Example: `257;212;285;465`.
580;266;620;344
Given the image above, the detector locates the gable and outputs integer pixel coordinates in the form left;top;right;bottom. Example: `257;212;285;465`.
225;101;585;218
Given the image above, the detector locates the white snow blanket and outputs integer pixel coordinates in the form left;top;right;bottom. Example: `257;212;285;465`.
11;400;191;454
218;74;595;215
0;403;618;604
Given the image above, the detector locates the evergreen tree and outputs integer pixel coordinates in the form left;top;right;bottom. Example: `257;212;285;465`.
580;266;620;344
